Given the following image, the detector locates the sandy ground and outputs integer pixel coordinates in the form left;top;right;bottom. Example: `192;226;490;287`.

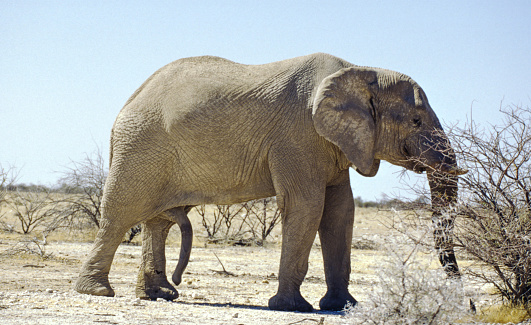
0;208;393;325
0;240;389;325
0;207;519;324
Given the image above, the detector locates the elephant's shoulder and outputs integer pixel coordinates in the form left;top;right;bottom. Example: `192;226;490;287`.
295;53;353;69
163;56;240;71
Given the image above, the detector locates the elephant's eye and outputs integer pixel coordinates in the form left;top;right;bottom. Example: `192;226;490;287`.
413;118;422;127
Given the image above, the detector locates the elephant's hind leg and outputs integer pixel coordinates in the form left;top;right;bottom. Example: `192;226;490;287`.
136;213;179;301
75;219;134;297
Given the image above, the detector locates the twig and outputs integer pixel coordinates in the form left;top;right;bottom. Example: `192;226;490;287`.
23;264;45;268
288;317;325;325
211;251;237;277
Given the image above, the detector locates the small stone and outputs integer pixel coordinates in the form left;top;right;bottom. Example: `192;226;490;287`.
262;280;269;284
192;292;204;299
232;313;239;318
46;289;54;293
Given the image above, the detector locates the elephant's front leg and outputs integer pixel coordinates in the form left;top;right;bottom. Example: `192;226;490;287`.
268;194;325;312
318;171;357;311
136;216;178;301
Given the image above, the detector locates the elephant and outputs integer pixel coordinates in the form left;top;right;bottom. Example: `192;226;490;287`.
74;53;466;312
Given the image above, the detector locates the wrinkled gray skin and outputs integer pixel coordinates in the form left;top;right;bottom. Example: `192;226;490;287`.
75;53;465;312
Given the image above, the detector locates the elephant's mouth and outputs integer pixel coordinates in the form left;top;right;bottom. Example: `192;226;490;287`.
409;160;428;174
413;165;427;174
401;145;467;176
400;145;425;173
406;158;467;176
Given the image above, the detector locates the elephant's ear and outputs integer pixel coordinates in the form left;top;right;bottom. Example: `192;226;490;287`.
312;67;380;177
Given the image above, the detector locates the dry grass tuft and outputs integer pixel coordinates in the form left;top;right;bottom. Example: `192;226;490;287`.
477;304;530;324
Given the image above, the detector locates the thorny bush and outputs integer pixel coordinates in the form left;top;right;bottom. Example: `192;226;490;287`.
344;232;467;325
400;104;531;313
448;105;531;310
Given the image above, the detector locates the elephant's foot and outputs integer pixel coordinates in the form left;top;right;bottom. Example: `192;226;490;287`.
136;279;179;301
136;285;179;301
268;292;313;312
74;274;115;297
319;290;357;311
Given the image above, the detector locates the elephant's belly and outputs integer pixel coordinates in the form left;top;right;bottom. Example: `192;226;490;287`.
166;145;277;205
170;186;276;206
168;170;277;206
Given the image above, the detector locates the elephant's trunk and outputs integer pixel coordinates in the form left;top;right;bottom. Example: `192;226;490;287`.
428;170;460;277
414;129;464;276
404;129;464;276
171;214;193;286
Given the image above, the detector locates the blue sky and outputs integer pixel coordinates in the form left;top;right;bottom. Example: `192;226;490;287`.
1;1;530;201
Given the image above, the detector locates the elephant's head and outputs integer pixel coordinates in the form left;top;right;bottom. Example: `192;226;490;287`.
312;66;466;177
312;66;466;276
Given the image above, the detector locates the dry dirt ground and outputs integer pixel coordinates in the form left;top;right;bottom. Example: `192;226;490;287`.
0;208;501;324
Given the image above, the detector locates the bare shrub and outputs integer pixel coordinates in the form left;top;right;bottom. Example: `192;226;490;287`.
345;232;467;324
0;164;18;231
241;197;281;244
1;236;51;259
124;224;142;244
447;105;531;310
351;236;379;250
1;165;17;204
6;189;57;234
196;204;247;243
195;204;221;240
55;148;107;229
195;197;281;245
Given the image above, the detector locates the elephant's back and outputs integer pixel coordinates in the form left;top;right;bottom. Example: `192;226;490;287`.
115;53;354;131
112;53;353;154
131;53;352;99
116;53;353;129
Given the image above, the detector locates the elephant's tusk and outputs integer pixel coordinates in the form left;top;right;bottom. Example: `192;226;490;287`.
448;167;468;176
434;162;468;176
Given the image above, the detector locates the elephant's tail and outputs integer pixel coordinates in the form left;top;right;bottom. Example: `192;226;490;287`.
171;212;193;286
108;128;115;169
